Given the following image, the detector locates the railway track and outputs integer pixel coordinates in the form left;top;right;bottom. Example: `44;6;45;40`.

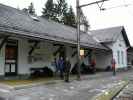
114;77;133;100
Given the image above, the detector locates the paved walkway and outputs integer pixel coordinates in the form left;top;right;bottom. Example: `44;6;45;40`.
0;70;132;100
0;72;113;89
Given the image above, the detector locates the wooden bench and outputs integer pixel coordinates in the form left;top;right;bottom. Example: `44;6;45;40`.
30;67;44;78
30;67;53;78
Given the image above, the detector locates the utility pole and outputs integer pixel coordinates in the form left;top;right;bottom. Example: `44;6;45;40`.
76;0;81;80
76;0;109;80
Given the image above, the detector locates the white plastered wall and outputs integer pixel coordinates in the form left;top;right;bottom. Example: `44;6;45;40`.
18;39;59;74
1;35;127;75
18;38;29;74
0;37;80;75
95;51;112;69
95;32;128;69
0;39;5;75
111;33;127;69
17;39;80;75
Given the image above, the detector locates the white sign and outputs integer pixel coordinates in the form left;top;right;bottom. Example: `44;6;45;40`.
80;49;84;56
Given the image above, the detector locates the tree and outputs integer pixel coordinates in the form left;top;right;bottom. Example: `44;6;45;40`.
62;6;76;27
56;0;68;23
42;0;58;21
28;2;35;15
42;0;77;28
79;9;90;32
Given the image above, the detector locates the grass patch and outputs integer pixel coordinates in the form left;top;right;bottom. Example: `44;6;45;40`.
0;75;77;87
0;77;56;86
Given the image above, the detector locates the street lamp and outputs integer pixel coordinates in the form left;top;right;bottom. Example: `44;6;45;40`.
76;0;109;80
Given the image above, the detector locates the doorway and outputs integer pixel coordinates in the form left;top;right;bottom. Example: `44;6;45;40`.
5;40;18;76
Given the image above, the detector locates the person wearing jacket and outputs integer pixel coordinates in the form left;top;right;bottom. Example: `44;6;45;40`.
111;58;116;76
64;58;71;82
91;59;96;73
53;58;58;76
58;57;65;79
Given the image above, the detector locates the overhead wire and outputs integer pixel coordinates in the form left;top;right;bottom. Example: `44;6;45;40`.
122;0;133;16
100;0;133;11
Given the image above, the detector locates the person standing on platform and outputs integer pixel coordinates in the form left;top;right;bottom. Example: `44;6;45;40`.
64;58;71;82
53;58;58;76
91;59;96;73
58;57;65;79
112;58;116;76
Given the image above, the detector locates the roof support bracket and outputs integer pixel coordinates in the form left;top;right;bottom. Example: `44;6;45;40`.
71;50;77;58
0;36;9;52
84;49;92;58
53;46;63;56
84;53;89;58
28;41;40;56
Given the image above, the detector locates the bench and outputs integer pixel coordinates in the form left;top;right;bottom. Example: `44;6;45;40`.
30;67;53;78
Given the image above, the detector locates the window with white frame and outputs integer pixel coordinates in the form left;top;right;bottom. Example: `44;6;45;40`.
117;50;120;64
121;51;124;65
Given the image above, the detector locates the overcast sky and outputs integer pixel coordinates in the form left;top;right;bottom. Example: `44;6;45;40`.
0;0;133;46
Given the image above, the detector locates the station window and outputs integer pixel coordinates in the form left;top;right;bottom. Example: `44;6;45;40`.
121;51;124;64
117;51;120;64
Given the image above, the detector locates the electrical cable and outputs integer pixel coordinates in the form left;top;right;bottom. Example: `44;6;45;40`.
122;0;133;16
100;0;133;11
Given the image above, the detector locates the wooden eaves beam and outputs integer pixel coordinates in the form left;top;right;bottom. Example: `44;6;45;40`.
53;46;63;56
84;49;92;58
53;43;64;47
28;41;40;56
0;36;9;51
71;50;77;58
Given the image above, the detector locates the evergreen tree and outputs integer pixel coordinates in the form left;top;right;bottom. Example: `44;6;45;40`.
28;2;35;15
63;6;76;27
42;0;77;28
56;0;68;23
79;9;90;32
42;0;58;21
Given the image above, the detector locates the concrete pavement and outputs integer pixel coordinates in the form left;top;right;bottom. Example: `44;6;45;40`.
0;70;132;100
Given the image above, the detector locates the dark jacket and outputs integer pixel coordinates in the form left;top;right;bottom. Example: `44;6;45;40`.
64;60;71;72
58;59;64;71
